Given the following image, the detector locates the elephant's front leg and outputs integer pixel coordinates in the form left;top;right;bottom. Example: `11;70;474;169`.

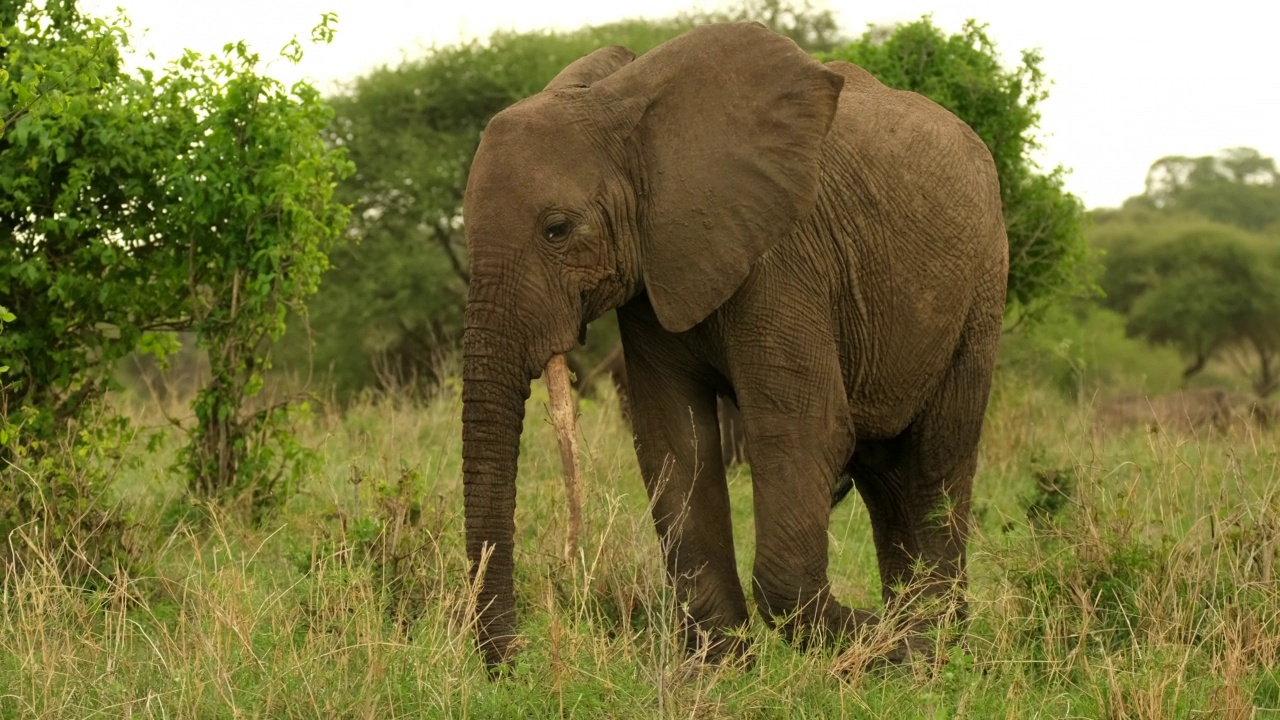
621;333;748;660
744;411;868;646
729;345;865;646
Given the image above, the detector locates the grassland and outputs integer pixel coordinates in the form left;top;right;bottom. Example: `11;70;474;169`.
2;372;1279;718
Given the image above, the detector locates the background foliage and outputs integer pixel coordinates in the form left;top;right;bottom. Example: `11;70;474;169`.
1130;147;1280;234
1084;148;1280;398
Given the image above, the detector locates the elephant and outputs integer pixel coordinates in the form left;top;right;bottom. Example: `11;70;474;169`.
459;22;1009;671
577;342;749;467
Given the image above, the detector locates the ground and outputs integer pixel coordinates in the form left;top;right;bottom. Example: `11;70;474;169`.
2;370;1278;718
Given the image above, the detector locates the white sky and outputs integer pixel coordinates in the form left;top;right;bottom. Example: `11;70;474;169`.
81;0;1280;210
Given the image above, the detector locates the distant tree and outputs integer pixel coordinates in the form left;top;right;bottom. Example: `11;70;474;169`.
821;18;1087;316
1125;147;1280;234
1093;216;1280;396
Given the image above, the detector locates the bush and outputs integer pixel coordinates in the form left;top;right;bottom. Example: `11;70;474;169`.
1;3;352;522
0;409;141;588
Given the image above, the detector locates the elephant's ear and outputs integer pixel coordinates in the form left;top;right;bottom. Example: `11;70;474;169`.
545;45;635;91
593;22;844;332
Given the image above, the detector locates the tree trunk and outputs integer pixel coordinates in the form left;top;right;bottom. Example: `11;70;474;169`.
1252;339;1277;398
1182;352;1208;383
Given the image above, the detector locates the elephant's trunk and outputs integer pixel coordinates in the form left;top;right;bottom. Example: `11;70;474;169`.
461;317;532;669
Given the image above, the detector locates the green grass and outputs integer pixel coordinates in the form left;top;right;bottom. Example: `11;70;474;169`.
3;375;1279;718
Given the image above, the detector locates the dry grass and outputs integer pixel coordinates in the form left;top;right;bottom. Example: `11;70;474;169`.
2;375;1279;717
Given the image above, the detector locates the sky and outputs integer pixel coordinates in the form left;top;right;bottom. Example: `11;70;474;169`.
79;0;1280;210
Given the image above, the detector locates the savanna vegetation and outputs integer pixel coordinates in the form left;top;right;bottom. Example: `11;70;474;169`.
2;0;1278;716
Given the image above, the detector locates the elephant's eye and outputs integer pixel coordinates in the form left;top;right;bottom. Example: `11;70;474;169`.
544;219;573;243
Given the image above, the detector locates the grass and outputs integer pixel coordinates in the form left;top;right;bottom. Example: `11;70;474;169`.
3;372;1280;718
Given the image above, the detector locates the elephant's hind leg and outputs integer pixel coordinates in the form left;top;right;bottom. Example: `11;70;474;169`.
850;306;1000;656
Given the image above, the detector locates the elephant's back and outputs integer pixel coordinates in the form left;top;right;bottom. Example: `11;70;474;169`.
808;61;1008;438
819;59;1006;283
819;59;998;184
821;60;1003;224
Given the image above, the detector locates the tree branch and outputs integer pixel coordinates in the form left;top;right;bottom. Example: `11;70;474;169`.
431;217;470;284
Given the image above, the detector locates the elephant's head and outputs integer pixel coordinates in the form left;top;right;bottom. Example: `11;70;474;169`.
459;21;844;669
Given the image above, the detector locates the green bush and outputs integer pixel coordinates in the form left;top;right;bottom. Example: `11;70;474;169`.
2;3;351;522
0;409;140;588
3;306;140;587
159;26;353;516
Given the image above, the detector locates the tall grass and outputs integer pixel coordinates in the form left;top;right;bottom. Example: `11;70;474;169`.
2;373;1278;717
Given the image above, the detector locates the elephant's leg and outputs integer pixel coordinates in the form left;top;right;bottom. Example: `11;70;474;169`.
620;322;748;659
736;359;862;646
848;441;974;628
850;315;998;651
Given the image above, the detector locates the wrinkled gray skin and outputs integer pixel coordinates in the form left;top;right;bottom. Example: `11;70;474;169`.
460;22;1009;670
578;342;749;467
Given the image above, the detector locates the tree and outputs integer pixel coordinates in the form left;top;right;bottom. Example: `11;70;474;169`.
1125;147;1280;235
1090;147;1280;397
1093;216;1280;396
820;18;1086;316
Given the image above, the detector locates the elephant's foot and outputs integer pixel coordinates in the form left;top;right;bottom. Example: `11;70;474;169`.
682;623;755;667
764;597;965;670
844;604;968;668
755;587;876;650
879;630;937;665
477;632;522;679
753;579;968;668
669;637;756;684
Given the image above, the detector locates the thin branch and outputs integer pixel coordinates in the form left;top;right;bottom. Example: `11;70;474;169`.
431;219;470;284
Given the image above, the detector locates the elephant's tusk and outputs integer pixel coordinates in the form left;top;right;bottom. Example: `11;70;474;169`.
544;354;583;563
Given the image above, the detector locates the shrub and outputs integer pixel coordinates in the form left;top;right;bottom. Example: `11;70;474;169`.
2;2;351;522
